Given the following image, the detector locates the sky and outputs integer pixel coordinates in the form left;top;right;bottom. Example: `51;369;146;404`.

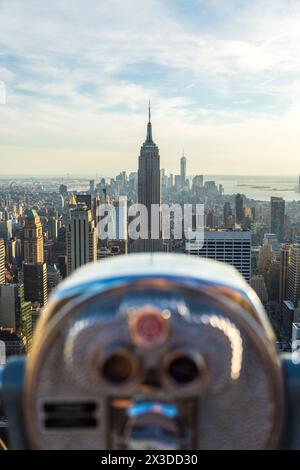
1;0;300;176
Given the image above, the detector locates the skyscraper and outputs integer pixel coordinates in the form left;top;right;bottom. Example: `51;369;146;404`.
287;244;300;307
0;219;12;243
283;243;300;339
135;102;162;252
266;260;280;302
0;240;5;285
192;175;203;191
76;194;92;211
23;262;48;307
22;210;47;308
263;233;280;256
47;264;62;292
89;179;95;196
250;275;268;304
0;330;25;358
223;202;234;228
279;244;290;312
174;175;181;192
0;283;32;351
66;204;97;275
23;209;44;263
270;196;285;242
48;215;58;241
186;230;252;282
180;152;187;187
235;194;244;224
113;196;128;244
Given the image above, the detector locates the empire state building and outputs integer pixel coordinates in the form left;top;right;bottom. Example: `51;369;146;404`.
133;103;163;252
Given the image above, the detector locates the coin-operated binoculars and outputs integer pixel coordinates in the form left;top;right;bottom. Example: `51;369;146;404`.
1;254;300;449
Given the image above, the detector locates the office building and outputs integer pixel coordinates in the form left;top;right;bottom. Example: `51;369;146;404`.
59;184;68;195
174;175;182;192
235;194;244;224
134;102;162;252
0;219;12;243
17;283;33;352
47;264;61;292
0;240;5;285
113;197;128;247
0;329;25;357
223;202;235;229
266;260;280;302
76;194;92;211
23;209;44;264
0;283;32;351
186;230;251;282
180;153;187;187
206;209;220;229
287;244;300;307
23;262;48;307
271;197;285;242
31;302;42;332
279;244;290;312
7;238;16;264
161;168;168;190
263;233;280;256
89;180;95;196
257;244;276;282
250;275;268;304
282;244;300;340
168;173;174;189
0;284;19;330
66;204;97;275
48;216;58;240
15;238;22;264
0;285;14;330
58;255;67;279
192;175;203;192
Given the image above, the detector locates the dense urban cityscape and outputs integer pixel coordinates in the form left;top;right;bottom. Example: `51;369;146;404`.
1;108;300;363
3;0;300;455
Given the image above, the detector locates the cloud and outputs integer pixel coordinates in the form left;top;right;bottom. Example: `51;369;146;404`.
1;0;300;175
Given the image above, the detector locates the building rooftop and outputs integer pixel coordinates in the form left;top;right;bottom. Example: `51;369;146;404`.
47;264;59;273
284;300;295;310
0;330;22;342
25;209;39;219
189;230;252;240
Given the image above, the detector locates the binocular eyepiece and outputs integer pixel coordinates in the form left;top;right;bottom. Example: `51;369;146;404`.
1;253;300;449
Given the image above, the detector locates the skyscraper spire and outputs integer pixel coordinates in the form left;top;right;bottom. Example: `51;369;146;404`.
134;99;162;253
146;100;153;143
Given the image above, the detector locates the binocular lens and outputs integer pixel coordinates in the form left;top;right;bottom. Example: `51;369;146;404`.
167;355;199;384
102;353;134;384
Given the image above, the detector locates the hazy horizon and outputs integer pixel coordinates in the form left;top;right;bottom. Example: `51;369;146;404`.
1;0;300;175
0;173;299;179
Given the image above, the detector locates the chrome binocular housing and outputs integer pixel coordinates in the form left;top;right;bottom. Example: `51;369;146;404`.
2;253;300;449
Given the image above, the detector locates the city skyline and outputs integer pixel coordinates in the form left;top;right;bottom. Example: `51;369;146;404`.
2;1;300;453
1;0;300;175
